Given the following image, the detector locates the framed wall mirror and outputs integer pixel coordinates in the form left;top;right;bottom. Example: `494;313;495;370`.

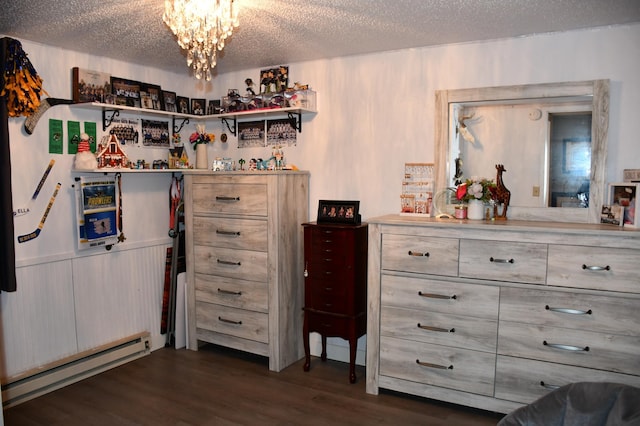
434;80;609;223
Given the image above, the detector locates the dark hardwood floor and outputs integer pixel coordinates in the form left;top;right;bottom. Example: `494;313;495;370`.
4;344;505;425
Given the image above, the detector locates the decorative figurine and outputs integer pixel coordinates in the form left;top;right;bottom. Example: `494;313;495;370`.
238;158;245;170
74;133;98;170
245;78;256;96
493;164;511;220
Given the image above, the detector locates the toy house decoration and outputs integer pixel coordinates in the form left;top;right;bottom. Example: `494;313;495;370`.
96;134;130;169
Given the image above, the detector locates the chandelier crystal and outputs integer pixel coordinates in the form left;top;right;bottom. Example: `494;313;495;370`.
163;0;239;81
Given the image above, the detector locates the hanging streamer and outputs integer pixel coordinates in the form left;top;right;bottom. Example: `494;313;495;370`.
0;38;47;117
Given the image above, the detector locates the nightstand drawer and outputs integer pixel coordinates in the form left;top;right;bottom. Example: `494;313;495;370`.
500;287;640;336
194;246;267;282
459;239;547;284
381;274;499;319
498;321;640;375
192;183;267;216
195;274;268;312
547;245;640;293
380;336;496;396
381;306;497;352
193;217;267;251
196;302;268;343
381;234;459;276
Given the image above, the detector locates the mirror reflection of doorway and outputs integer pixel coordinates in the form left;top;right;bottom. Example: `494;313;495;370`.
548;113;592;208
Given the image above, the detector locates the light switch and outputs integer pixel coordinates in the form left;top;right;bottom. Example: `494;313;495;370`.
532;186;540;197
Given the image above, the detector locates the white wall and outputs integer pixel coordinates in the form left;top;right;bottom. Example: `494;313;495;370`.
2;23;639;373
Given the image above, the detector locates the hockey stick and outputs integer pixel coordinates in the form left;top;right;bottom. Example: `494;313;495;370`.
13;159;55;217
17;182;61;243
24;98;74;135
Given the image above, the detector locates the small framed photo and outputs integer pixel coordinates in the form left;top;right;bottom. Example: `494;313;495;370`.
208;99;222;115
140;83;163;110
608;182;639;228
600;205;623;226
72;67;111;103
162;91;177;112
191;98;205;115
317;200;361;225
176;96;190;114
110;76;141;108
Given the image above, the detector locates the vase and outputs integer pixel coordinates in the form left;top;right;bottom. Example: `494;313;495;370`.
195;144;208;169
467;199;485;220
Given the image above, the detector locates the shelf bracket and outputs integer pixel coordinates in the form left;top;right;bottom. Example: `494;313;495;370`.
173;117;190;134
102;109;120;131
287;111;302;133
221;117;237;136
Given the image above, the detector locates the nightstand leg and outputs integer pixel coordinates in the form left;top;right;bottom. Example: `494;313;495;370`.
303;312;310;372
321;335;327;362
349;337;357;383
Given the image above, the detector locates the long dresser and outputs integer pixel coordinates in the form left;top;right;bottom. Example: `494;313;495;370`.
183;171;309;372
366;215;640;414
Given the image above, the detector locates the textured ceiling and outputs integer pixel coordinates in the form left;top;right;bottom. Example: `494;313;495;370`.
1;0;639;78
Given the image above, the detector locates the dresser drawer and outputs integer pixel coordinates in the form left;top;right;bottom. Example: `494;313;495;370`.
380;336;496;396
498;321;640;375
381;275;499;319
381;234;458;277
459;239;547;284
192;183;268;216
195;274;268;312
547;245;640;293
381;306;497;352
196;302;268;343
193;217;268;251
305;279;349;314
194;246;267;282
495;355;640;405
500;287;640;336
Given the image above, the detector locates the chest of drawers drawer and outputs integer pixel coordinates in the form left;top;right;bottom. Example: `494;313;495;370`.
547;245;640;293
498;322;640;375
193;217;268;251
195;274;268;312
381;275;499;319
380;336;496;396
196;301;268;343
381;306;497;352
381;234;459;276
500;287;640;336
459;239;547;284
194;245;268;282
305;279;349;314
192;182;268;216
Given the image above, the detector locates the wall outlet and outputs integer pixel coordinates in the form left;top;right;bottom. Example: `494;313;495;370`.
532;186;540;197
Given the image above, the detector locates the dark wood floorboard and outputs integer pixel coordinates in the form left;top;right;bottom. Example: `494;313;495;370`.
4;344;505;425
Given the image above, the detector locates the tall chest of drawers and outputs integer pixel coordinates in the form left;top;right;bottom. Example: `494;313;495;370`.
184;171;309;372
302;222;368;383
366;215;640;414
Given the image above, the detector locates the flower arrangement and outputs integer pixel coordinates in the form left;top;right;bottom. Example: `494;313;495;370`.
456;177;497;203
189;124;215;147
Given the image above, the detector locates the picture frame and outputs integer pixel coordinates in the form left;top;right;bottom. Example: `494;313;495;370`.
176;96;190;114
259;65;289;93
608;182;639;228
162;90;177;112
208;99;222;115
110;76;141;108
191;98;205;115
317;200;361;224
140;83;163;110
72;67;111;103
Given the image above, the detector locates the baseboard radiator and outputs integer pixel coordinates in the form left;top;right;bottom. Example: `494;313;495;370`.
1;332;151;408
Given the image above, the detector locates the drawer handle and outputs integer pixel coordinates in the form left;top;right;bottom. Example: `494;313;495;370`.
408;250;430;257
216;229;241;236
490;257;514;264
218;288;242;296
417;323;455;333
217;259;242;266
582;264;611;271
418;291;457;300
540;381;561;390
545;305;592;315
215;196;240;201
218;317;242;325
323;239;333;244
416;359;453;370
543;340;589;352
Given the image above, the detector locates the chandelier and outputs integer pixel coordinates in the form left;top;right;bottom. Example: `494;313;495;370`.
163;0;239;81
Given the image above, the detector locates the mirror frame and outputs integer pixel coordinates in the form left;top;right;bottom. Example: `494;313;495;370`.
435;80;609;224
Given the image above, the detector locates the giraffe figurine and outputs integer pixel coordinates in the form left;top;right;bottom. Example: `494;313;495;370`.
493;164;511;220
